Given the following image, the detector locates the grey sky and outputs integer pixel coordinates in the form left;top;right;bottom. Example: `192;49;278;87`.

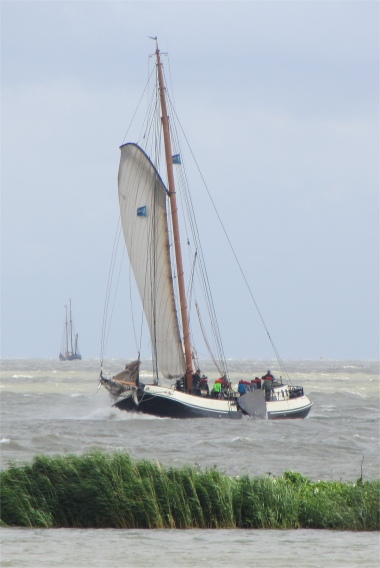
1;1;379;360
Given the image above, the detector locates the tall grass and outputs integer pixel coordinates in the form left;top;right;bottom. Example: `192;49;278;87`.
1;452;378;530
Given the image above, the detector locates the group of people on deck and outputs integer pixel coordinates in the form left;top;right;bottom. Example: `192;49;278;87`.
208;370;276;400
178;368;276;401
236;370;275;398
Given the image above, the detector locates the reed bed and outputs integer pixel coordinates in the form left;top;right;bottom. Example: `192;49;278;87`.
1;452;378;530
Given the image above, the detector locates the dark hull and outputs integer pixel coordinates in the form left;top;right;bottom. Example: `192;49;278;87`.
267;402;313;420
113;385;313;420
113;388;312;420
114;391;242;419
59;353;82;361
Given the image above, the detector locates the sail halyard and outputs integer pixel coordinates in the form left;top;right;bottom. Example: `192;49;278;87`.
155;46;194;391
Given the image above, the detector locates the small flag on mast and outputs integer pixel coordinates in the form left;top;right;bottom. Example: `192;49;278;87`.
137;205;147;217
172;154;181;165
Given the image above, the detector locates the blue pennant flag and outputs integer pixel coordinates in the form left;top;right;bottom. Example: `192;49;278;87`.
172;154;181;165
137;205;147;217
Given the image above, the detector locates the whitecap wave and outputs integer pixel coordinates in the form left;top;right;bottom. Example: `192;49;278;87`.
12;374;33;379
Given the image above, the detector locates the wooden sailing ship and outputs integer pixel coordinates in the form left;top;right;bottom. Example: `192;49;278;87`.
99;41;312;419
59;299;81;361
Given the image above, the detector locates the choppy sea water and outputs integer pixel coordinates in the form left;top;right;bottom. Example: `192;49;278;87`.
1;358;379;567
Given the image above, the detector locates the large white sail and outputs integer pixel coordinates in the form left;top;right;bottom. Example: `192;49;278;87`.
118;143;186;379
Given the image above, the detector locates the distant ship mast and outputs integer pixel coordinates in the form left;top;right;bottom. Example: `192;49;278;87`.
59;299;81;361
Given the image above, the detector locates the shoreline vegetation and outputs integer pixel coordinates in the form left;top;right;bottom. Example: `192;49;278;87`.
1;452;378;531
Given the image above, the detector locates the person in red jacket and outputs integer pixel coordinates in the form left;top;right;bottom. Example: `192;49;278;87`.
250;377;262;390
262;370;274;381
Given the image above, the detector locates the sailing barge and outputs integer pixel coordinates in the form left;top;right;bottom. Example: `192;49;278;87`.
59;299;81;361
99;41;312;420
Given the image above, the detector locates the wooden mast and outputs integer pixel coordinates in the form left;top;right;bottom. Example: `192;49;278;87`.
69;299;74;355
155;44;193;391
65;304;69;356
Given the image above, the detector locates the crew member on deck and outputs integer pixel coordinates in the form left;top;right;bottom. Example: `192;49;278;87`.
250;377;262;390
192;370;201;395
262;370;273;401
262;370;274;381
200;374;209;395
212;381;222;398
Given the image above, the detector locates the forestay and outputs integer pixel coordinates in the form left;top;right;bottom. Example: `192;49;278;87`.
118;143;186;379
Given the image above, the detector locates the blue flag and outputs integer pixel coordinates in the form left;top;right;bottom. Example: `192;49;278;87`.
172;154;181;165
137;205;147;217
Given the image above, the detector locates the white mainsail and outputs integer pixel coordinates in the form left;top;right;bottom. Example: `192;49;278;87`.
118;143;186;379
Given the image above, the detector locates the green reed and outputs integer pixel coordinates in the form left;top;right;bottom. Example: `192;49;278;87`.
1;452;378;530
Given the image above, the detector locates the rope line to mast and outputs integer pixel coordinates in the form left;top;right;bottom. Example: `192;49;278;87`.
121;65;155;145
100;219;122;367
169;102;291;383
165;86;229;379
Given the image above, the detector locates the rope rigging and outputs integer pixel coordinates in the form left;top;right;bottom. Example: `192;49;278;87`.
100;220;122;368
165;75;292;383
101;48;292;386
166;95;229;378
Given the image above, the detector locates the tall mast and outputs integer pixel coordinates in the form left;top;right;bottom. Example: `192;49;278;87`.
69;299;74;355
65;304;69;355
155;44;193;391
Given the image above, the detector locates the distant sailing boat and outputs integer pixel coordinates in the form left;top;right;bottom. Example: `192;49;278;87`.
99;41;312;419
59;299;82;361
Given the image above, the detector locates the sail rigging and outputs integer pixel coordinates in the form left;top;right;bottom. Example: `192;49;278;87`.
115;45;229;383
106;44;283;379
